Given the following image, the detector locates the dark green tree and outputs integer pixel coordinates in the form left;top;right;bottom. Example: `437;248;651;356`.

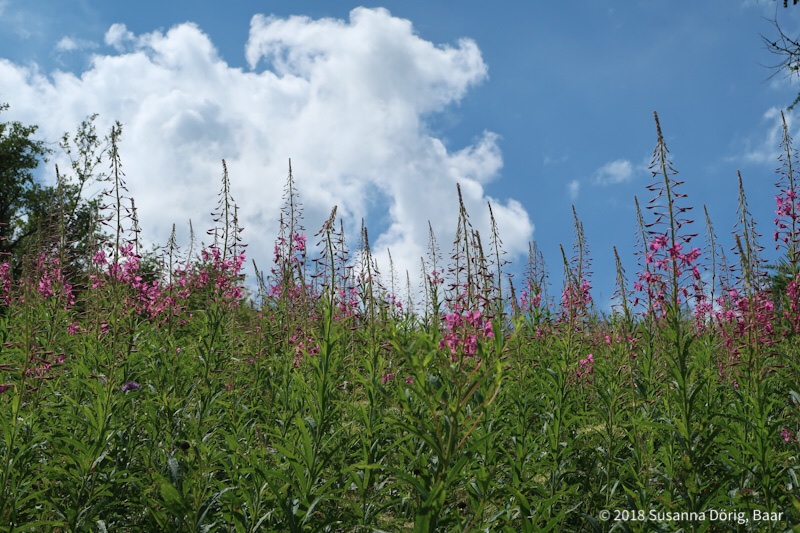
0;103;52;267
0;105;107;290
767;259;794;309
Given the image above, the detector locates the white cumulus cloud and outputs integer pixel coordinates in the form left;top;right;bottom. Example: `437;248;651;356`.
568;180;580;201
104;23;135;52
55;36;97;52
595;158;633;185
0;7;533;290
740;106;800;165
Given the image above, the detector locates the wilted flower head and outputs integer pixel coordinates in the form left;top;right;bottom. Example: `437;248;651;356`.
121;381;141;392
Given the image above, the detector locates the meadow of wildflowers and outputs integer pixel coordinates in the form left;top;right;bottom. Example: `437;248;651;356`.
0;111;799;531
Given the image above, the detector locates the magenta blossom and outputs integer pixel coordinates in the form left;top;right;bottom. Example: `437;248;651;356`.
576;353;594;382
439;304;494;358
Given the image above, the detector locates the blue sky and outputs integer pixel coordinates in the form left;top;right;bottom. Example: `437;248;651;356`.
1;0;799;309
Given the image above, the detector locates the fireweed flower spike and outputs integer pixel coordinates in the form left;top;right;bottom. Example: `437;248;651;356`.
439;304;494;359
575;353;594;382
0;262;10;306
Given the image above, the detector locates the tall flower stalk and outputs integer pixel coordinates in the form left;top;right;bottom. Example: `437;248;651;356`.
640;112;714;517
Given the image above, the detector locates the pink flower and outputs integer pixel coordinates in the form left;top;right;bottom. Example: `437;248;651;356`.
93;249;107;265
649;234;668;252
575;353;594;382
0;262;11;306
292;233;307;253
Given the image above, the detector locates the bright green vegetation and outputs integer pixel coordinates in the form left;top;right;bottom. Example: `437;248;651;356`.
0;112;798;531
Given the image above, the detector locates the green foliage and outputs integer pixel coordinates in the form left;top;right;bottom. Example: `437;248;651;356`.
0;106;107;294
0;103;52;267
0;110;799;531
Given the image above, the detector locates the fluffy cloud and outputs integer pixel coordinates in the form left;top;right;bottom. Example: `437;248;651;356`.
104;23;135;52
741;107;798;165
567;180;580;201
0;7;533;290
55;36;97;52
595;158;633;185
